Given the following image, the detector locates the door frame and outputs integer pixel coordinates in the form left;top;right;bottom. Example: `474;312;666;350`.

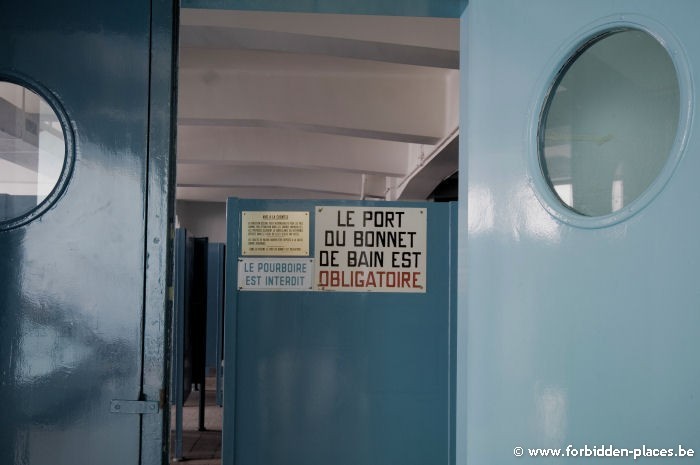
142;0;179;462
171;2;467;464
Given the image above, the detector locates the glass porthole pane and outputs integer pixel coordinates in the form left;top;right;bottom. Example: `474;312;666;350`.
0;81;66;222
540;29;680;217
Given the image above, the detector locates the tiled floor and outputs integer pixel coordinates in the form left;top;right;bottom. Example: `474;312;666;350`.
171;381;222;465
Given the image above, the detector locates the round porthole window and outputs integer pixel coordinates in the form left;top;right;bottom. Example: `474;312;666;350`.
539;28;681;218
0;80;69;226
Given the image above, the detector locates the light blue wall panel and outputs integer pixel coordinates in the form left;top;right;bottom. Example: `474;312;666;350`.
459;1;700;463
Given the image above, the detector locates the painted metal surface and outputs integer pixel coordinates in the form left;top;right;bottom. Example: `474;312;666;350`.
171;229;190;461
0;0;176;464
182;0;467;18
223;198;457;465
207;243;226;406
173;230;212;458
141;0;179;463
191;236;209;431
458;1;700;464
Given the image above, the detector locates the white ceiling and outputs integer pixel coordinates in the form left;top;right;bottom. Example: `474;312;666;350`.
177;9;460;202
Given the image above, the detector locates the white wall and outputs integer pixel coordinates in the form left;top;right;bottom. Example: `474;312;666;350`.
176;200;227;243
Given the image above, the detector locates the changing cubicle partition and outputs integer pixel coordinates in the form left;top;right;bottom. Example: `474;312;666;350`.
172;229;192;461
222;198;457;465
171;229;209;460
207;243;226;406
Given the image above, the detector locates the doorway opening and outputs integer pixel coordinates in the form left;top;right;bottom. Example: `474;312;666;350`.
170;8;460;464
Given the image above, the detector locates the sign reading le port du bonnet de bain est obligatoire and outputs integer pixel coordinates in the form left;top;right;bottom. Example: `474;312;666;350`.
314;206;427;293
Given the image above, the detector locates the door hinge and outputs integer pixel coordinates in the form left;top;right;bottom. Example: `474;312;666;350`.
110;399;160;415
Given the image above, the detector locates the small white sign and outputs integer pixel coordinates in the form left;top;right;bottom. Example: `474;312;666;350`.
241;211;310;256
238;258;314;291
314;206;427;293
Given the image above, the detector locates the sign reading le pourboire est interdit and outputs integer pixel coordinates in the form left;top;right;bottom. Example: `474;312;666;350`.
239;211;312;292
314;206;427;293
238;257;314;291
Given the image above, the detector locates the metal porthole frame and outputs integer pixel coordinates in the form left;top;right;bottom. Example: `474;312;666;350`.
526;13;693;229
0;71;76;231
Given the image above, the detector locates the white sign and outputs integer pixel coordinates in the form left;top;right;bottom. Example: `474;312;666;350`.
314;206;427;293
238;258;314;291
241;211;309;256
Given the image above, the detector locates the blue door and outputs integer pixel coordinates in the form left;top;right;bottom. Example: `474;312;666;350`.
459;1;700;463
0;1;176;464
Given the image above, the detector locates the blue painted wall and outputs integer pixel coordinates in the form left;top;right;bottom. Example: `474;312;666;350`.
224;199;457;465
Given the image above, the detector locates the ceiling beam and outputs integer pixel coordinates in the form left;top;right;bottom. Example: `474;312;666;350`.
177;164;389;198
177;125;413;176
181;26;459;69
180;2;466;19
181;9;460;49
393;132;459;200
177;186;365;201
178;53;452;140
178;117;441;145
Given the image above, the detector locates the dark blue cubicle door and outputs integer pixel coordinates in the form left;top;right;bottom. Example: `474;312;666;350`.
0;1;176;464
223;199;457;465
171;229;193;461
206;243;226;406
